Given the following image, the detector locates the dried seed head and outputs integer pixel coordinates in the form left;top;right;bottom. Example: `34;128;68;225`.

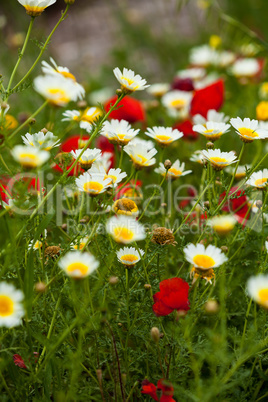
44;246;61;259
151;227;177;246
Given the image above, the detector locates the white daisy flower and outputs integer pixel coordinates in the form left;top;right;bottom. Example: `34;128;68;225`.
106;216;146;244
41;58;85;99
22;131;60;151
92;152;113;172
246;169;268;189
230;58;260;78
17;0;56;16
190;150;206;164
202;149;237;170
116;247;144;266
58;251;99;278
130;138;155;150
75;172;110;196
215;51;236;68
11;145;50;168
266;241;268;252
104;168;127;187
147;83;170;97
34;74;83;107
247;275;268;308
162;90;193;112
113;67;149;92
154;160;192;180
62;107;102;127
189;45;217;67
207;215;237;235
230;117;268;143
70;236;90;250
176;67;206;81
1;199;15;211
193;121;230;141
28;239;43;251
226;164;250;180
184;243;228;270
71;148;102;169
193;109;230;125
145;126;183;146
124;142;157;169
0;282;24;328
100;119;139;146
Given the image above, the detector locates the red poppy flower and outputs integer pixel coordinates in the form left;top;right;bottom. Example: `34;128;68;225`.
13;354;27;369
152;278;190;317
104;95;146;124
141;379;176;401
0;176;11;203
171;77;195;92
173;120;198;141
190;79;224;118
219;186;249;225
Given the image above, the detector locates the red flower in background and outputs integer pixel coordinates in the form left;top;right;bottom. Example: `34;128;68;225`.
13;352;39;369
171;77;194;92
219;186;249;225
0;176;11;203
115;179;143;200
152;278;190;317
190;79;224;117
142;379;176;401
104;95;146;124
173;119;198;141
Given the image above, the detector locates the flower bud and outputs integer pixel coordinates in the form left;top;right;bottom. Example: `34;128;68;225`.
116;89;123;96
29;118;36;126
164;159;172;170
41;128;48;134
144;284;151;290
77;100;87;109
150;327;160;343
204;300;219;314
96;369;102;383
35;282;47;293
256;200;263;209
61;223;67;231
1;102;8;110
204;201;210;209
64;0;75;4
220;246;228;253
109;276;119;285
206;142;214;149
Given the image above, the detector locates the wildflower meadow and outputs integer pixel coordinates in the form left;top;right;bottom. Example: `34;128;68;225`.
1;0;268;400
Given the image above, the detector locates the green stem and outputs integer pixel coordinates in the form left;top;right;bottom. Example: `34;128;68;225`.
213;142;245;215
5;17;35;98
12;5;70;93
5;100;49;145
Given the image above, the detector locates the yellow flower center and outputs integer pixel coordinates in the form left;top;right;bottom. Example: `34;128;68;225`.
83;182;104;193
238;127;258;138
24;5;44;12
105;174;117;184
48;88;70;104
155;134;172;142
213;222;234;234
170;99;185;109
0;295;14;317
258;289;268;305
255;178;268;187
193;254;215;268
19;153;38;167
81;108;102;123
169;168;182;176
210;157;227;164
113;227;134;242
67;262;89;276
261;83;268;94
134;154;148;165
59;71;76;82
33;241;42;249
121;254;139;264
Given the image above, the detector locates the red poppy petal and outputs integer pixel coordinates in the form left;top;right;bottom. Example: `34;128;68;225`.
13;354;27;369
104;95;146;124
190;79;224;118
141;380;158;401
153;292;174;317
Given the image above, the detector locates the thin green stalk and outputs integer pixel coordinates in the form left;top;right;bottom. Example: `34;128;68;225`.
213;143;245;215
173;176;214;234
12;5;70;93
5;17;35;98
118;146;124;168
5;100;49;145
